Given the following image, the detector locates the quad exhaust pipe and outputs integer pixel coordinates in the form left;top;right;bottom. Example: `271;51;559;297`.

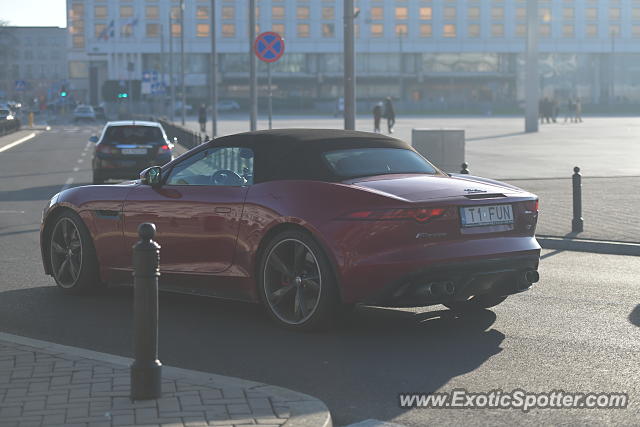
421;281;455;298
524;270;539;284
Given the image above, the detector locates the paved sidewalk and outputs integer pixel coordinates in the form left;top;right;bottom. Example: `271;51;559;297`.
0;333;332;427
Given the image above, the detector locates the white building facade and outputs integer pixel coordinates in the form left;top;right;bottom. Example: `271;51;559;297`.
67;0;640;110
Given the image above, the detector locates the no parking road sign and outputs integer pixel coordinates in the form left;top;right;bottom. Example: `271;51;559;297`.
254;32;285;63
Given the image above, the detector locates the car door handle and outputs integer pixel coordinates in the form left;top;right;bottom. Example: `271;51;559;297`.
215;207;231;214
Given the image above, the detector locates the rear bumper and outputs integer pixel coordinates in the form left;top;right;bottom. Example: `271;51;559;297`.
94;154;172;178
362;254;540;307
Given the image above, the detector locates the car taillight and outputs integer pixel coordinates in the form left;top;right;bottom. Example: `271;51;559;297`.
97;145;116;154
159;144;170;153
341;208;447;223
523;199;539;212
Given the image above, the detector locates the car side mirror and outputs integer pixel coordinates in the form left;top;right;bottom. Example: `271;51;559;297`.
140;166;162;186
89;135;98;143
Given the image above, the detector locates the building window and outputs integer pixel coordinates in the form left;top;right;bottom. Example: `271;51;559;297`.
171;6;180;19
70;3;84;20
563;8;574;20
420;23;432;37
120;5;134;18
491;7;504;19
322;7;334;20
468;7;480;20
610;8;621;20
222;6;234;20
95;23;106;38
586;8;597;20
297;23;310;37
444;7;456;20
272;6;285;20
171;23;181;37
322;23;334;37
196;6;208;20
632;25;640;37
222;23;235;37
516;23;526;37
563;24;574;37
146;6;159;19
371;23;384;37
70;20;85;35
95;6;108;19
516;7;525;19
273;23;285;35
540;8;551;22
491;23;503;37
297;6;309;20
196;23;209;37
610;24;620;36
121;24;133;38
586;24;598;37
468;23;480;38
396;7;408;20
395;23;408;36
371;7;383;21
146;23;160;38
443;23;456;37
72;35;85;48
419;7;432;20
539;24;551;37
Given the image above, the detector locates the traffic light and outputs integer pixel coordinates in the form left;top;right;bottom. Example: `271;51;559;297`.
60;85;67;97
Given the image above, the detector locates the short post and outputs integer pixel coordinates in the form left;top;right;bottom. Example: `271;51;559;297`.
130;223;162;401
460;162;469;174
571;166;584;233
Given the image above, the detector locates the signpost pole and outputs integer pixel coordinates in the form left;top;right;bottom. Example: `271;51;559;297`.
210;0;217;138
169;11;175;123
180;0;186;126
249;0;257;131
343;0;356;130
267;63;272;130
525;0;539;133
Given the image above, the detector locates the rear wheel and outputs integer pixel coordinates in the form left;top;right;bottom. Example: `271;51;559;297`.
444;294;508;312
49;212;102;294
258;230;339;332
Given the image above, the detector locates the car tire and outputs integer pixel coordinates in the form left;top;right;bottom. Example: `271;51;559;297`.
92;172;104;185
258;230;339;332
48;211;103;294
444;294;508;312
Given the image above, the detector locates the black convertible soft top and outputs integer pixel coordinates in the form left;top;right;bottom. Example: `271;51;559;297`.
209;129;418;183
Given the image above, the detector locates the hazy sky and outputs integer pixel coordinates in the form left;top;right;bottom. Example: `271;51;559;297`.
1;0;66;28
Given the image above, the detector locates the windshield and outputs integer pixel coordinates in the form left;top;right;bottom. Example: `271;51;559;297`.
103;126;164;143
323;148;438;179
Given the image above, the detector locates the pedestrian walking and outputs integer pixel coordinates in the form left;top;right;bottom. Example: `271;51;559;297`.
564;98;575;123
372;102;382;133
198;104;207;133
383;97;396;134
574;97;583;123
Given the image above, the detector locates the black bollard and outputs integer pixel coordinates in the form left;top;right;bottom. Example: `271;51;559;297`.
571;166;584;233
130;223;162;401
460;162;470;174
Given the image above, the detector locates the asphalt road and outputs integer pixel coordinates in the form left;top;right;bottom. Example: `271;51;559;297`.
0;125;639;426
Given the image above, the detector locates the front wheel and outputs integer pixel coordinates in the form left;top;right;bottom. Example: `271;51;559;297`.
258;230;339;332
444;294;508;312
49;212;102;294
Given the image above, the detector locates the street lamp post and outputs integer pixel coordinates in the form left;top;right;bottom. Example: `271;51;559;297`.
524;0;539;133
180;0;186;126
249;0;257;131
169;11;175;122
210;0;217;138
343;0;356;130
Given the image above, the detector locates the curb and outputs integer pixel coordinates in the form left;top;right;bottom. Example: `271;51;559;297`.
0;332;332;427
537;236;640;256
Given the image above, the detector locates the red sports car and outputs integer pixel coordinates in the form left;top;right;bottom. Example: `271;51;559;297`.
41;129;540;331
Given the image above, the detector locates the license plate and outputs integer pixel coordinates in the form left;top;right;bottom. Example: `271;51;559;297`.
460;204;514;227
121;148;147;155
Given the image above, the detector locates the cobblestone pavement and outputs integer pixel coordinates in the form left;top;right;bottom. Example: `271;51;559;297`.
0;334;331;427
507;176;640;243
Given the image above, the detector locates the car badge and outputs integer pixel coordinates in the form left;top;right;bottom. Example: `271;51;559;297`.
464;188;486;193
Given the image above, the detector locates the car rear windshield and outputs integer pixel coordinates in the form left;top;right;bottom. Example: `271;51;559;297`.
323;148;438;179
103;126;164;143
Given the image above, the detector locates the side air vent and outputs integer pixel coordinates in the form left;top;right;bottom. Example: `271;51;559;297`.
464;193;506;199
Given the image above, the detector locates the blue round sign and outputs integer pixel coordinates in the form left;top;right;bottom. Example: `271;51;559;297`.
254;32;285;63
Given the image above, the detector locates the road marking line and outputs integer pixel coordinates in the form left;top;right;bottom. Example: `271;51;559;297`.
0;210;26;214
73;166;79;172
81;152;86;157
61;177;74;192
77;158;84;164
0;133;37;153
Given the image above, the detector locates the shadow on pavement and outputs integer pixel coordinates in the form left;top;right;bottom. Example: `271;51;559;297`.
0;285;504;425
629;305;640;327
465;131;526;142
0;184;65;202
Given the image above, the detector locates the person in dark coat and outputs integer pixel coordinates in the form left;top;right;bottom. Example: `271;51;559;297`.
383;97;396;134
372;102;382;133
198;104;207;132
